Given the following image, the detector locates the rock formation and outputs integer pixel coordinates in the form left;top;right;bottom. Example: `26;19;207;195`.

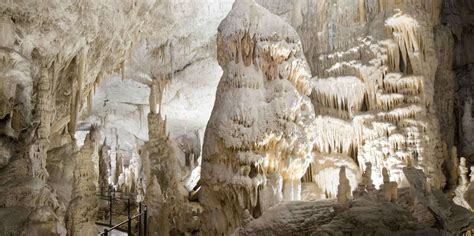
0;0;158;234
66;126;100;235
454;157;474;211
235;166;474;235
380;167;398;203
443;0;474;163
200;0;316;234
113;153;123;187
336;166;351;204
98;140;111;194
142;84;198;235
0;0;473;235
258;0;449;193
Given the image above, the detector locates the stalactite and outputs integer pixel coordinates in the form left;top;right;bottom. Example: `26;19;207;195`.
359;0;366;23
69;46;89;135
121;60;126;81
149;81;158;114
87;90;93;115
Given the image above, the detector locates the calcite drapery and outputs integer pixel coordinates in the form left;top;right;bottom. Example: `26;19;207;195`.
200;0;316;234
258;0;448;192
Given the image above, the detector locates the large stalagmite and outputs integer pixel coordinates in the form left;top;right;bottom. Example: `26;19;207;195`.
200;0;316;234
66;126;100;235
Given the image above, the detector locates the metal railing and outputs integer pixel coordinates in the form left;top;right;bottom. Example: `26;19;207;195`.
96;186;148;236
100;202;147;236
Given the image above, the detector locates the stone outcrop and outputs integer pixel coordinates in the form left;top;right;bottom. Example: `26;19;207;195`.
380;167;398;203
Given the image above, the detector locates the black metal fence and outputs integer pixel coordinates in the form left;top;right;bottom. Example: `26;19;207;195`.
96;186;148;236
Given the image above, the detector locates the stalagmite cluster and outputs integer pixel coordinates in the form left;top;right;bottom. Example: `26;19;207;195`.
237;163;474;235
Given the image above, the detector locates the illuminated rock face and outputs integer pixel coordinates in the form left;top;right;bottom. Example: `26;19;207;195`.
200;0;316;234
259;0;449;193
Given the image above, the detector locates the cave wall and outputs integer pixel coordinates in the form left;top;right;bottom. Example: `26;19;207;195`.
443;0;474;164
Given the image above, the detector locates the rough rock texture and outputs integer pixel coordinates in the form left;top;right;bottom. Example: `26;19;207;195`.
454;157;474;211
142;93;199;235
258;0;449;194
200;0;316;234
0;0;157;233
443;0;474;164
98;141;111;194
1;0;474;235
235;167;474;235
65;127;100;236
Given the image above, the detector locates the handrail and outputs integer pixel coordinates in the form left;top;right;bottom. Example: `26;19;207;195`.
97;185;148;236
106;218;129;232
99;201;148;236
100;212;147;235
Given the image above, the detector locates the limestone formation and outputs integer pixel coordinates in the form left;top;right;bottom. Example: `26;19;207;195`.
113;154;123;187
141;86;198;235
0;0;474;235
98;140;111;194
0;0;158;234
448;146;460;188
66;126;101;235
236;166;474;235
200;0;316;234
379;167;398;203
454;157;474;211
336;166;351;204
259;0;449;191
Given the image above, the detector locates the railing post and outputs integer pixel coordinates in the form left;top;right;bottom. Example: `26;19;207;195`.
127;198;132;235
144;205;148;236
109;186;113;226
138;202;142;236
103;229;108;236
